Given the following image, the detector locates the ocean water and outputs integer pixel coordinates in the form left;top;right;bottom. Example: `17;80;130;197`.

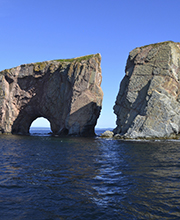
0;128;180;220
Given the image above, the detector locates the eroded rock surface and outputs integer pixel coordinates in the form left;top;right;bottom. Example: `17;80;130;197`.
114;41;180;139
100;130;114;138
0;54;103;136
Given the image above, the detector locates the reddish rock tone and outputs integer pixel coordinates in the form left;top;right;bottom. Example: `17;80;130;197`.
0;54;103;136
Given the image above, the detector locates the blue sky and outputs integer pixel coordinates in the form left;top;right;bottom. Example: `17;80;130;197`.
1;0;180;128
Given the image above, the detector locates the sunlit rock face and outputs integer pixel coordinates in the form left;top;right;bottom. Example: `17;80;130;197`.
0;54;103;136
114;41;180;139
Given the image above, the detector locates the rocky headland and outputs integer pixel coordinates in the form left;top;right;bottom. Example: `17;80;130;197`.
0;54;103;136
113;41;180;139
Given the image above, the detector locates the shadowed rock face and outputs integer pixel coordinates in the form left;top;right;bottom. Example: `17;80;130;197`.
114;41;180;139
0;54;103;136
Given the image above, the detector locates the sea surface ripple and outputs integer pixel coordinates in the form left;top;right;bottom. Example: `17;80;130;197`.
0;128;180;219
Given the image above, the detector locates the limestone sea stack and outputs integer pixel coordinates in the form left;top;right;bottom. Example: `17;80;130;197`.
0;54;103;136
113;41;180;139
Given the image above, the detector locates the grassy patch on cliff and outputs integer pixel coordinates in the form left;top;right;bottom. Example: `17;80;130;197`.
0;54;101;73
54;53;100;63
34;62;48;71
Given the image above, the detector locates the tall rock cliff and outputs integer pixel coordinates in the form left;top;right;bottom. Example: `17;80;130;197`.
0;54;103;136
114;41;180;139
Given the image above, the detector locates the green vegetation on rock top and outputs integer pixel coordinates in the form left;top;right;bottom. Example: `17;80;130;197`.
0;54;101;73
54;53;100;63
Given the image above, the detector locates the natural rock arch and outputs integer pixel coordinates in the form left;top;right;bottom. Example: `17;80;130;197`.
0;54;103;136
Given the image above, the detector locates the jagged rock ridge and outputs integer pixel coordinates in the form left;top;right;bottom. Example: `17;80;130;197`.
113;41;180;139
0;54;103;136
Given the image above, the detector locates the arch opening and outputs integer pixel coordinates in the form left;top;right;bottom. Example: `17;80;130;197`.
30;117;52;136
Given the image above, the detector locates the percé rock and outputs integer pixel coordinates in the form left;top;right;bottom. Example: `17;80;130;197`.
113;41;180;139
0;54;103;136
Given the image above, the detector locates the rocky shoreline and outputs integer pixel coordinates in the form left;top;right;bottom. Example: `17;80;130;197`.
99;130;180;141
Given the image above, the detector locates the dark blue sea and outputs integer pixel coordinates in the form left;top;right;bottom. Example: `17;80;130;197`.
0;127;180;219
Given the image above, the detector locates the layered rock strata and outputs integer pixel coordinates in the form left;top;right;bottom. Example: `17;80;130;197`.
0;54;103;136
114;41;180;139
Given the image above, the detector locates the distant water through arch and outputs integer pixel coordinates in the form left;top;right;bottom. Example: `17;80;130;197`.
30;117;51;136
